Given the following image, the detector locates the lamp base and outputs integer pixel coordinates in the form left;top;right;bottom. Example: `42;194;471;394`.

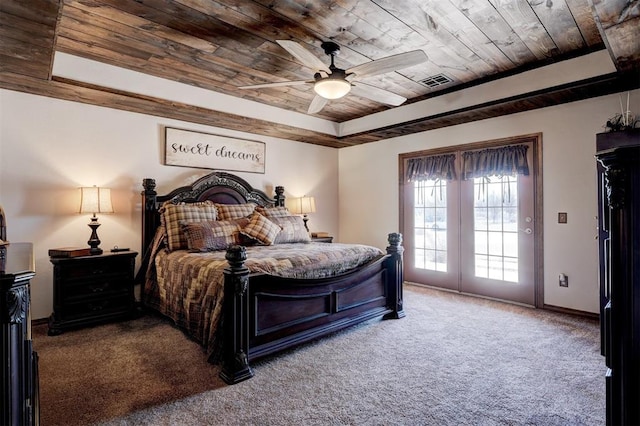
87;217;103;255
303;214;310;233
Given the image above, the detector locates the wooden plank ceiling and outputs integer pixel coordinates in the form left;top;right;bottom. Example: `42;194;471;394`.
1;0;639;148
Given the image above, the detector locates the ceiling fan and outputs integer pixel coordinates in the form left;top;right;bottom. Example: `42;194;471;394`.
239;40;428;114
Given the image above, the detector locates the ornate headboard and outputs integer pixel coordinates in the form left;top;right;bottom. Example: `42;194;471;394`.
140;171;285;267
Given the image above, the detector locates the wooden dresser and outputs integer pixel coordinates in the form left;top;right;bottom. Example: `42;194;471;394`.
596;129;640;426
0;242;39;426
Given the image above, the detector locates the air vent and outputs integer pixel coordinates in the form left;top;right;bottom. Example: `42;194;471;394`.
418;74;453;88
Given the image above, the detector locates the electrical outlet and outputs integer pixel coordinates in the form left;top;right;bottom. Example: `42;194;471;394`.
559;273;568;287
558;212;567;223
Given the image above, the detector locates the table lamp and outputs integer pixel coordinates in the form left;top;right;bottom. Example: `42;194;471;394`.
290;196;316;232
79;186;113;255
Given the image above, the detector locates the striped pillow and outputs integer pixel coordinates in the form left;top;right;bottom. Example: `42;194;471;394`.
160;201;217;251
240;212;282;245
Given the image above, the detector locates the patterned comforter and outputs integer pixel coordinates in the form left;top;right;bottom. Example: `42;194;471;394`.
144;242;384;359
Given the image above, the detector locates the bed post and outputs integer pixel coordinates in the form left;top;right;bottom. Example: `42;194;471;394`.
274;186;285;207
219;246;255;384
383;232;405;319
141;179;158;257
136;179;158;284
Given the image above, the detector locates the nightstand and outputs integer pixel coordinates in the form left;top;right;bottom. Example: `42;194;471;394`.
311;236;333;243
48;250;137;335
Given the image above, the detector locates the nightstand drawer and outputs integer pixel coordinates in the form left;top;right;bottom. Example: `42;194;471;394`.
61;294;133;320
57;258;131;281
63;277;130;301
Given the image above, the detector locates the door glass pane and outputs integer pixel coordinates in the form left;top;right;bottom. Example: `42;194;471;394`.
503;232;518;257
475;208;488;230
475;231;488;254
476;254;488;278
473;176;519;282
488;207;503;231
424;229;435;250
414;180;447;272
488;256;504;280
488;231;503;255
415;248;425;269
435;250;447;271
504;257;518;283
503;207;518;232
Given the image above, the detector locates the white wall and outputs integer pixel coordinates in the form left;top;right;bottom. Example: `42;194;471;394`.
338;89;640;314
0;90;338;320
2;86;637;318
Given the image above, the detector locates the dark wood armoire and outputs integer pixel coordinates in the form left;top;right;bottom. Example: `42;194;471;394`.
596;128;640;426
1;242;39;426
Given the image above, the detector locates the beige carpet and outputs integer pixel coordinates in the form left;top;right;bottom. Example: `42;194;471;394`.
33;285;604;425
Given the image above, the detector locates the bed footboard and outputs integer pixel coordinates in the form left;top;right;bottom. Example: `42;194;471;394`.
219;233;404;384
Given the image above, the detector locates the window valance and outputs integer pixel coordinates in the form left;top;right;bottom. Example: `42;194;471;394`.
461;144;529;180
406;153;457;182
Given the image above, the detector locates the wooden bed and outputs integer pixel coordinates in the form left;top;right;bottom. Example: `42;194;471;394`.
139;171;404;384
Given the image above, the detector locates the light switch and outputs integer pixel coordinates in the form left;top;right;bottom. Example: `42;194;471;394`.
558;212;567;224
559;273;568;287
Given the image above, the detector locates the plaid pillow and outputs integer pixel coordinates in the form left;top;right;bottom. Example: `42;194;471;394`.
240;212;282;245
181;218;249;252
160;201;217;251
255;206;291;218
215;203;257;220
270;216;311;244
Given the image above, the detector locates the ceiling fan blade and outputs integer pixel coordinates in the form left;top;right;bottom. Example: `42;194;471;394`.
239;80;312;89
350;82;407;106
307;95;328;114
276;40;331;74
347;50;428;79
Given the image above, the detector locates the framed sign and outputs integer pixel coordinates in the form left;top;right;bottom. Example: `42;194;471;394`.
164;127;265;174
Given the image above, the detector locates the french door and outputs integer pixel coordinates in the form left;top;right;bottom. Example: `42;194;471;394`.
401;135;541;306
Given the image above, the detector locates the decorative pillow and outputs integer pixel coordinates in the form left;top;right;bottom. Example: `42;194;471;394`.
160;201;217;251
270;216;312;244
181;218;249;252
240;212;282;245
215;203;257;220
255;206;291;218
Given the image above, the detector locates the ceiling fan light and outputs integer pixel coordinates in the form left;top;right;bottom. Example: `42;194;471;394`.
314;78;351;99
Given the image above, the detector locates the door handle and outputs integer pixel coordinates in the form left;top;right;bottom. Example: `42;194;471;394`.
519;228;532;234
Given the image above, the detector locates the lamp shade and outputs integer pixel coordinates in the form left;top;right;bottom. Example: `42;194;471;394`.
79;186;113;214
289;196;316;215
314;78;351;100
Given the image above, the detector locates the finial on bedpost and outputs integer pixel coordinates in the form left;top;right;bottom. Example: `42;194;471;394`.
387;232;403;250
142;179;158;225
143;178;156;192
225;246;249;295
274;186;285;207
225;245;247;263
383;232;405;320
220;245;254;384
